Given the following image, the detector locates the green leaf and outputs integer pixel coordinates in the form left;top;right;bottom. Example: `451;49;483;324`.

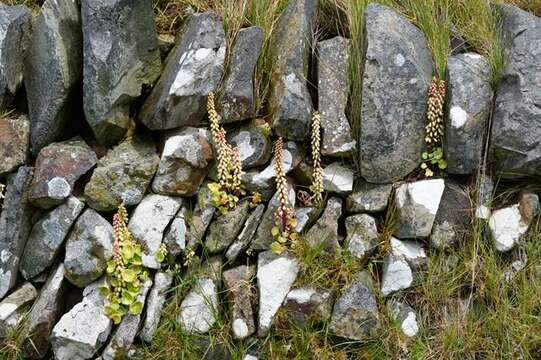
121;290;135;305
271;242;284;254
106;260;116;274
122;268;137;283
155;251;165;263
99;285;110;297
129;301;143;315
121;245;135;261
110;313;122;324
438;159;448;169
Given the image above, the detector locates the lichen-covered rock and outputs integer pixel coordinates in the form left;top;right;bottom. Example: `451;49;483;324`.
217;26;263;123
389;300;419;338
64;209;114;287
223;265;256;340
226;204;265;262
0;166;34;300
394;179;445;238
140;271;174;343
380;255;413;296
0;4;31;110
344;214;379;260
491;5;541;176
0;114;29;176
206;201;250;254
283;286;332;327
346;183;392;213
329;272;379;340
227;121;272;169
140;12;225;130
186;202;215;251
25;0;83;154
445;53;493;174
84;135;159;211
317;36;356;156
0;282;37;338
20;196;85;280
360;4;434;183
177;277;219;334
81;0;161;144
305;197;342;250
29;138;97;209
152;127;213;196
322;163;354;194
268;0;317;140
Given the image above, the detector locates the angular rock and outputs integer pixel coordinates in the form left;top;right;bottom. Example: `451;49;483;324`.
186;203;215;251
163;205;188;257
344;214;379;260
51;279;112;360
225;204;265;262
64;209;114;287
20;196;85;280
317;36;356;156
0;282;37;338
491;5;541;176
305;197;342;250
22;263;67;359
217;26;263;122
360;4;434;183
283;286;332;327
227;121;272;169
445;53;493;174
381;255;413;296
0;166;34;299
394;179;445;238
84;135;159;211
389;301;419;337
329;271;379;340
346;183;392;213
0;114;29;176
323;163;354;194
140;12;225;130
25;0;83;154
257;251;299;336
475;173;494;220
152;127;213;196
205;201;250;254
29;138;97;209
223;265;256;340
139;271;174;343
128;194;183;269
177;277;219;334
0;4;31;109
390;237;427;269
293;206;318;233
81;0;161;144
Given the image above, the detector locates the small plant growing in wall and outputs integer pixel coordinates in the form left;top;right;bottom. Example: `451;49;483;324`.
421;76;447;177
309;111;324;206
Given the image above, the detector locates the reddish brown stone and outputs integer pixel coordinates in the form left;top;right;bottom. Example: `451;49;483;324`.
0;114;29;176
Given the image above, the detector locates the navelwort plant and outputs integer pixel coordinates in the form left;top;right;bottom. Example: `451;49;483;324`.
309;111;324;206
422;76;447;177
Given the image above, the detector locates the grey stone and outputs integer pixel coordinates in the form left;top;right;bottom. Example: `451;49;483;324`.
152;127;213;196
25;0;83;153
0;166;34;300
360;4;434;183
139;271;174;343
0;114;29;176
317;36;356;156
140;12;225;130
0;282;37;338
475;173;494;220
305;197;342;250
390;237;427;269
381;255;413;296
491;5;541;176
205;201;250;254
20;196;85;280
0;4;31;110
227;121;272;169
186;203;215;251
268;0;317;140
445;53;493;174
217;26;263;123
128;194;183;269
223;265;256;340
283;286;333;327
389;300;419;337
84;135;159;211
64;209;114;287
322;163;354;194
293;206;318;233
81;0;161;144
257;251;299;336
344;214;379;260
163;205;188;257
226;204;265;262
29;138;97;209
346;183;392;213
177;277;219;334
329;271;379;340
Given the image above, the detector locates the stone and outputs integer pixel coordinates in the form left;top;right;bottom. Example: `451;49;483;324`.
217;26;263;123
51;279;112;360
225;204;265;262
491;5;541;176
20;196;85;280
257;251;299;336
317;36;356;156
475;173;494;220
489;192;539;252
347;183;392;213
186;203;215;251
0;166;34;300
0;282;37;338
0;4;31;109
140;12;225;130
430;181;471;249
389;301;419;337
329;271;379;340
360;4;434;183
163;205;188;257
0;114;29;176
283;286;332;327
445;53;493;174
322;163;354;194
139;272;174;343
22;263;67;359
394;179;445;238
84;135;159;211
205;201;250;254
81;0;161;144
344;214;379;260
293;206;318;233
177;277;219;334
381;255;413;296
390;237;427;269
128;194;183;269
25;0;83;154
305;197;342;250
64;209;114;287
223;265;256;340
29;138;97;209
152;127;213;196
227;120;272;169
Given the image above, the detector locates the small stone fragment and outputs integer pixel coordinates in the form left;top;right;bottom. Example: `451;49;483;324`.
140;271;174;343
0;282;37;338
475;173;494;220
381;255;413;296
346;183;392;213
283;286;332;327
322;163;354;194
344;213;379;260
227;121;272;169
223;265;256;340
225;204;265;262
163;205;188;257
294;207;318;233
205;201;250;254
389;300;419;337
305;197;342;250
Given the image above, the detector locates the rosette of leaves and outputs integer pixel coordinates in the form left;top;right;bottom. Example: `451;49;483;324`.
421;147;447;177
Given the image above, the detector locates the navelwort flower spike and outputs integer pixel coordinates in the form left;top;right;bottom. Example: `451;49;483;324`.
421;76;447;177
